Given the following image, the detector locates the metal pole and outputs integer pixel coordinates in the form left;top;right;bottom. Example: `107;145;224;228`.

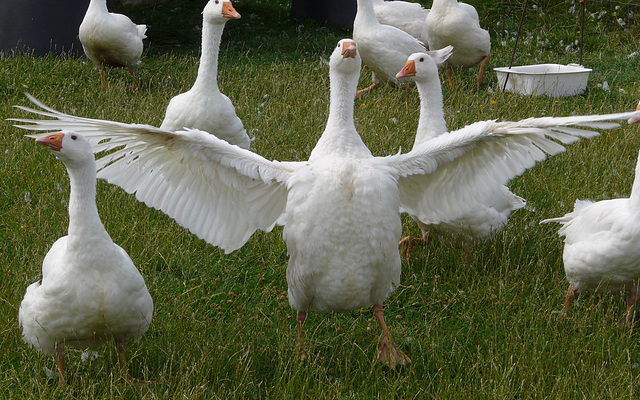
503;0;529;92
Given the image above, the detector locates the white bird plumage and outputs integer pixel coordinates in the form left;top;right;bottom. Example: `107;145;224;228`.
541;150;640;323
18;131;153;385
160;0;251;149
425;0;491;87
353;0;427;97
373;0;430;46
396;48;525;256
12;45;640;366
79;0;147;90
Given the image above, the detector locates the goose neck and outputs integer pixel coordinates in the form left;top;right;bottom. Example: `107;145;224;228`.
66;161;110;245
87;0;109;13
630;151;640;206
192;19;225;91
355;0;379;26
414;76;447;146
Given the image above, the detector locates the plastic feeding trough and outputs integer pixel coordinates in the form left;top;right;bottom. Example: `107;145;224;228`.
495;0;591;97
494;63;592;97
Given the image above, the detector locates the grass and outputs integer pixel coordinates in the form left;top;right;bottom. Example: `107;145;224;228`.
1;0;640;398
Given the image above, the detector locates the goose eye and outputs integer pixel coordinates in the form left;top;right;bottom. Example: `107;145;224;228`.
419;57;424;62
215;0;219;3
71;135;78;140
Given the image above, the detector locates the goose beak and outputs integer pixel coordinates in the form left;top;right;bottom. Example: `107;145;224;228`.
36;132;64;152
341;41;357;59
222;2;241;19
396;60;416;79
628;102;640;124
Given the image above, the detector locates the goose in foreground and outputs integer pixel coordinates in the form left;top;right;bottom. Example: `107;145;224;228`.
395;48;525;257
18;131;153;385
425;0;490;87
373;0;430;46
541;119;640;323
160;0;250;149
13;45;640;367
353;0;427;97
79;0;147;90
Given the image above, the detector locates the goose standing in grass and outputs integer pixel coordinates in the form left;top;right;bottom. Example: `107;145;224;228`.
353;0;427;97
541;118;640;323
79;0;147;90
373;0;430;46
13;43;640;366
395;49;525;257
160;0;250;149
425;0;490;88
18;131;153;384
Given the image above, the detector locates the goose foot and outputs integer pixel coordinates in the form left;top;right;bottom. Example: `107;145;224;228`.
398;234;430;259
355;83;379;99
373;305;411;368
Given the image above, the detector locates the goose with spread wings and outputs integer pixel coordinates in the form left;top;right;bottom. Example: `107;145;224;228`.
12;42;640;367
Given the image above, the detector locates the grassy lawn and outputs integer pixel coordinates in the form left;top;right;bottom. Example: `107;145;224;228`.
1;0;640;398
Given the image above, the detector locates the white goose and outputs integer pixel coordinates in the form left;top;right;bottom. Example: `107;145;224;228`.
373;0;430;46
425;0;490;87
160;0;250;149
13;44;640;367
541;116;640;323
18;131;153;385
396;49;525;256
79;0;147;90
353;0;427;97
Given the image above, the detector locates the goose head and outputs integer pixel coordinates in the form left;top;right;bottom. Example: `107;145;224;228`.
203;0;241;24
35;131;94;167
396;45;454;80
331;39;361;73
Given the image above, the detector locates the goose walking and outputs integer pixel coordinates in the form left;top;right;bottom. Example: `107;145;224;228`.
353;0;427;97
18;131;153;384
79;0;147;90
395;48;525;257
425;0;490;87
541;118;640;323
13;43;640;366
160;0;250;149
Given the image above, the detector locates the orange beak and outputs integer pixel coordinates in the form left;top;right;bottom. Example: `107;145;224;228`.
222;2;241;19
341;41;357;59
396;60;416;79
629;103;640;124
36;132;64;152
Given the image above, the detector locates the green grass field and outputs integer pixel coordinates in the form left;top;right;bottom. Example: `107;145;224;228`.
1;0;640;398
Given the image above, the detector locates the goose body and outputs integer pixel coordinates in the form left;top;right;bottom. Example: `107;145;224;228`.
160;0;250;149
542;149;640;322
425;0;490;86
353;0;427;97
396;49;525;255
79;0;147;89
373;0;430;46
18;132;153;384
13;46;640;367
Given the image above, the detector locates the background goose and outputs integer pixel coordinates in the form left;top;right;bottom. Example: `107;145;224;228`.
79;0;147;90
18;131;153;384
13;53;640;368
373;0;430;46
396;49;525;257
353;0;427;97
541;118;640;323
160;0;250;149
425;0;490;87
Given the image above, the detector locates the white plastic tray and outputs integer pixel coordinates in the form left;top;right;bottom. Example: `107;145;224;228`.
494;63;592;97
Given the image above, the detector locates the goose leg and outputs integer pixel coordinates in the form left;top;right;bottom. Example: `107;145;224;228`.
115;339;146;384
373;305;411;368
398;233;430;259
296;310;308;359
477;55;489;87
625;291;638;325
55;347;65;386
445;67;453;89
99;68;107;88
129;68;137;91
355;82;379;99
561;285;578;316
